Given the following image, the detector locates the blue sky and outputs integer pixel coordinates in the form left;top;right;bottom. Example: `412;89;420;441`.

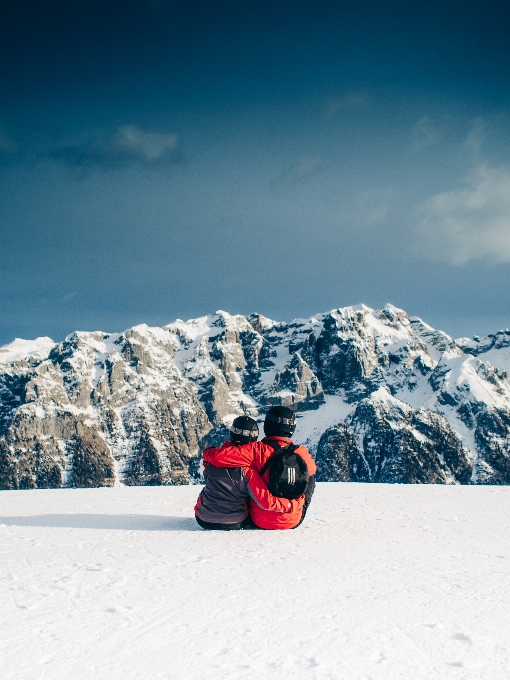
1;0;510;343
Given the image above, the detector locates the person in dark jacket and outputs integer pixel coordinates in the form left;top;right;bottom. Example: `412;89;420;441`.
194;415;296;530
203;406;316;530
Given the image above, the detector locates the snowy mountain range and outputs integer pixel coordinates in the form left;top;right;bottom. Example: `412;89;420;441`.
1;303;510;489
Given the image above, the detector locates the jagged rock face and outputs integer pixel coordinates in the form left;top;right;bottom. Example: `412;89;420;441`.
0;326;211;489
316;392;472;484
1;304;510;488
264;353;324;410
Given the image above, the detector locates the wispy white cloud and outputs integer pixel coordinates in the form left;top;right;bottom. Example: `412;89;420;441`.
59;291;78;303
326;91;370;118
464;118;486;154
410;115;441;153
110;125;178;162
47;125;180;169
277;155;322;186
415;164;510;264
356;188;394;225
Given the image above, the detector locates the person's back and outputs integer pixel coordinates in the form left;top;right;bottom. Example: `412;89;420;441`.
195;415;296;530
203;406;316;530
195;464;251;530
243;436;315;530
194;416;258;530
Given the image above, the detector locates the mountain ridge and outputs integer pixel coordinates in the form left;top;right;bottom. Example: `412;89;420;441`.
1;303;510;489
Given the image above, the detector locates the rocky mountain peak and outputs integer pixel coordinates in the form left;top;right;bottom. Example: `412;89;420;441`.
2;303;510;489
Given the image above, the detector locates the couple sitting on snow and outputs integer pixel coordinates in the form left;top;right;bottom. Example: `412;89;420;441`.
194;406;316;530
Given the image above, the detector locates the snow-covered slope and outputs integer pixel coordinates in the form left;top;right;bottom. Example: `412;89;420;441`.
1;304;510;488
0;337;54;364
2;484;510;680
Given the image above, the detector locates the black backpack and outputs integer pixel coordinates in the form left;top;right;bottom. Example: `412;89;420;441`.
260;441;310;500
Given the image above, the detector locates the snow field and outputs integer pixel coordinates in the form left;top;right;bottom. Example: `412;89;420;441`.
1;483;510;680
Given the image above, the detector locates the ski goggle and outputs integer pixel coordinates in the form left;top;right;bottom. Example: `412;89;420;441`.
230;425;258;438
265;413;295;426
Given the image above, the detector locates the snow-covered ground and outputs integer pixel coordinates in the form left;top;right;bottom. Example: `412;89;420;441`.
2;484;510;679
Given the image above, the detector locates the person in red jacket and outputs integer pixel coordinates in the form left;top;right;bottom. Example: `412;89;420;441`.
203;406;316;530
195;416;298;530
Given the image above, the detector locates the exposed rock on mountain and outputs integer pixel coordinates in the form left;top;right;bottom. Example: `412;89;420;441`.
316;389;472;484
263;352;324;411
1;304;510;488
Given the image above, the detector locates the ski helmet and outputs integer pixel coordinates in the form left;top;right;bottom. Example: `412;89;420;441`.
264;405;296;437
229;416;259;444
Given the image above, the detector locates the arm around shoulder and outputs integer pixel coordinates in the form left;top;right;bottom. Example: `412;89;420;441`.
244;466;294;513
203;441;257;468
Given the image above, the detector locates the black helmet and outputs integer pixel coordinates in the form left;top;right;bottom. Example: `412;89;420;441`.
264;406;296;437
229;416;259;444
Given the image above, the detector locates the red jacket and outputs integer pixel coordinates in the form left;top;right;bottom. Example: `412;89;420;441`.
203;436;316;530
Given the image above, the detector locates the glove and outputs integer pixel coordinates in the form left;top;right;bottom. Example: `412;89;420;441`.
286;495;306;513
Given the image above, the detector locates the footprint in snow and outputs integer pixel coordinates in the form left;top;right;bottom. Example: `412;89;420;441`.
452;633;472;644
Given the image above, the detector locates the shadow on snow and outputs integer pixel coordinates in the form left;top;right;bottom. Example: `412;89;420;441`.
2;514;199;531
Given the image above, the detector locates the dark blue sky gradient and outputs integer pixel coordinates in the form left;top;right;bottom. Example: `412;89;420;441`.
1;0;510;343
